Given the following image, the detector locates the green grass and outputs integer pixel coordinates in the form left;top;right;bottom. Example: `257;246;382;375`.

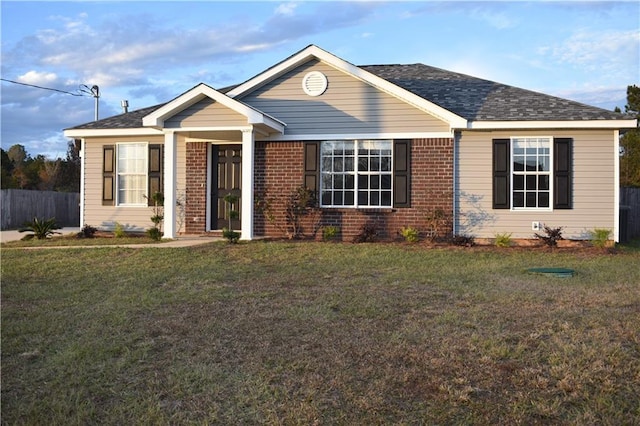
2;241;639;424
1;233;167;248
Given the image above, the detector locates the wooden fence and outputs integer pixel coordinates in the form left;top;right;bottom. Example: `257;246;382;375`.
620;187;640;242
1;189;80;230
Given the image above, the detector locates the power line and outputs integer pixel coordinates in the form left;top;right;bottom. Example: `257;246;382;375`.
0;78;87;97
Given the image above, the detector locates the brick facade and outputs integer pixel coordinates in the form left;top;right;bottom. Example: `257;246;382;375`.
254;138;454;241
185;142;208;234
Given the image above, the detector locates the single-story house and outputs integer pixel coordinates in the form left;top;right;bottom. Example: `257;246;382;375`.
64;45;637;242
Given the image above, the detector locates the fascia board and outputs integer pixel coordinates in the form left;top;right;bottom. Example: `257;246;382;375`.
64;128;164;138
467;119;638;130
227;45;467;128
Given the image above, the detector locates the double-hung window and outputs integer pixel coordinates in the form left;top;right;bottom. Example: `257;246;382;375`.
511;137;551;209
320;140;393;207
117;143;147;205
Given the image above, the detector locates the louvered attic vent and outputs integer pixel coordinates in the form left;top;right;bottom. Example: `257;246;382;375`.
302;71;328;97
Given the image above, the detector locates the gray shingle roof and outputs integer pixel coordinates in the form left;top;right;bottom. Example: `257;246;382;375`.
68;62;627;130
361;64;625;121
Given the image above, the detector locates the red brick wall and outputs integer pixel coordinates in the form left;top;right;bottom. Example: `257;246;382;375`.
185;142;208;234
254;138;454;241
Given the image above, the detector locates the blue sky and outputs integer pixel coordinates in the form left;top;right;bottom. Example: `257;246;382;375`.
1;1;639;159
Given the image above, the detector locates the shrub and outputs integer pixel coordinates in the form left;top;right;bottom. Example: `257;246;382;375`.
222;228;240;244
494;232;513;248
451;234;475;247
424;208;448;241
77;224;97;238
353;223;378;243
589;228;612;248
534;225;564;247
255;185;321;240
322;225;340;241
400;226;420;243
19;217;61;240
113;222;127;238
146;227;162;241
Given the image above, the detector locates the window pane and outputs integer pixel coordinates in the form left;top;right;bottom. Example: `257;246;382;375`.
333;192;343;206
322;157;333;172
539;175;549;190
370;157;380;171
358;174;368;189
381;175;391;190
322;174;332;189
322;191;332;205
526;175;537;190
370;192;380;206
334;174;344;189
539;155;549;171
358;191;368;205
370;175;380;189
514;156;525;171
513;192;524;207
345;191;354;205
539;192;549;208
358;157;368;171
514;175;524;190
381;191;392;206
344;157;354;172
526;192;537;208
381;157;391;172
334;158;343;172
345;175;354;189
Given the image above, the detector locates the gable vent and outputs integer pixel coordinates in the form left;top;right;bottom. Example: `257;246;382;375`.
302;71;328;97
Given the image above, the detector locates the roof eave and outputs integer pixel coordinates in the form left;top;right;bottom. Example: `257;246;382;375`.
63;128;164;138
464;119;638;130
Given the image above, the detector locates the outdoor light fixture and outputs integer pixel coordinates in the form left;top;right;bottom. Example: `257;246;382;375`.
80;84;100;121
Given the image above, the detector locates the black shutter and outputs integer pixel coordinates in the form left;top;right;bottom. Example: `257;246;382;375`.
393;139;411;208
554;138;572;209
303;142;320;193
148;144;163;206
102;145;115;206
492;139;510;209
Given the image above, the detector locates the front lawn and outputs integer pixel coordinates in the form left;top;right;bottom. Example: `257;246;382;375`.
2;242;639;424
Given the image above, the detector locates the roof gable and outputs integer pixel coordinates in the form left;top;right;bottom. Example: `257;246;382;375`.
227;44;468;129
142;83;285;133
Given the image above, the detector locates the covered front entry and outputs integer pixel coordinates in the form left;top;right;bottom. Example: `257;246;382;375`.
211;144;242;230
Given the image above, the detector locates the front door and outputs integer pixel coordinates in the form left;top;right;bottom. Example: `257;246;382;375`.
211;145;241;230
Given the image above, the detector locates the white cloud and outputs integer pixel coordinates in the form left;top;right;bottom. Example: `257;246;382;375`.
545;29;639;72
275;2;298;17
18;70;58;85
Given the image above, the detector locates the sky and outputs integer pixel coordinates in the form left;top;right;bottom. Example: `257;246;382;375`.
1;1;639;159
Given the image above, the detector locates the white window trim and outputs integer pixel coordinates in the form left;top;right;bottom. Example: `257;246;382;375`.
320;139;394;209
116;142;149;207
510;136;553;212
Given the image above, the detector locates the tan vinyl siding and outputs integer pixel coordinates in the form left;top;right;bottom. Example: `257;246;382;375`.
456;130;616;240
83;136;164;231
239;59;450;135
165;98;247;128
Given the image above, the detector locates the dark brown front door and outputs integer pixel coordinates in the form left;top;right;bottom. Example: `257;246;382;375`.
211;145;241;230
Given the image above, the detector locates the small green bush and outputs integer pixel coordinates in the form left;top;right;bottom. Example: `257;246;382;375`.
146;227;163;241
113;222;127;238
353;223;378;243
222;227;241;244
589;228;612;248
77;224;97;238
534;225;564;247
19;217;61;240
400;226;420;243
452;234;475;247
322;225;340;241
494;232;513;247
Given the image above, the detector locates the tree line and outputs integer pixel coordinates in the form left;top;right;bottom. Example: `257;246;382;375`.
617;85;640;188
1;140;80;192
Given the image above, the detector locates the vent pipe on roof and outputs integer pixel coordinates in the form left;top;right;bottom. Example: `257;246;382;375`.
121;100;129;114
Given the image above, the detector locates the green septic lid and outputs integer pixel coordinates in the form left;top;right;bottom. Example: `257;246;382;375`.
527;267;575;278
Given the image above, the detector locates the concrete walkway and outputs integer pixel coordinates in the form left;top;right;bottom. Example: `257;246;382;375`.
0;227;221;248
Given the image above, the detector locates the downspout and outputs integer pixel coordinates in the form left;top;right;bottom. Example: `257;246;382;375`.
452;130;460;237
614;130;620;242
79;138;85;227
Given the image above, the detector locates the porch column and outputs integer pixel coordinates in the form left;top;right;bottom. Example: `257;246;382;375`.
241;128;254;240
163;131;177;239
